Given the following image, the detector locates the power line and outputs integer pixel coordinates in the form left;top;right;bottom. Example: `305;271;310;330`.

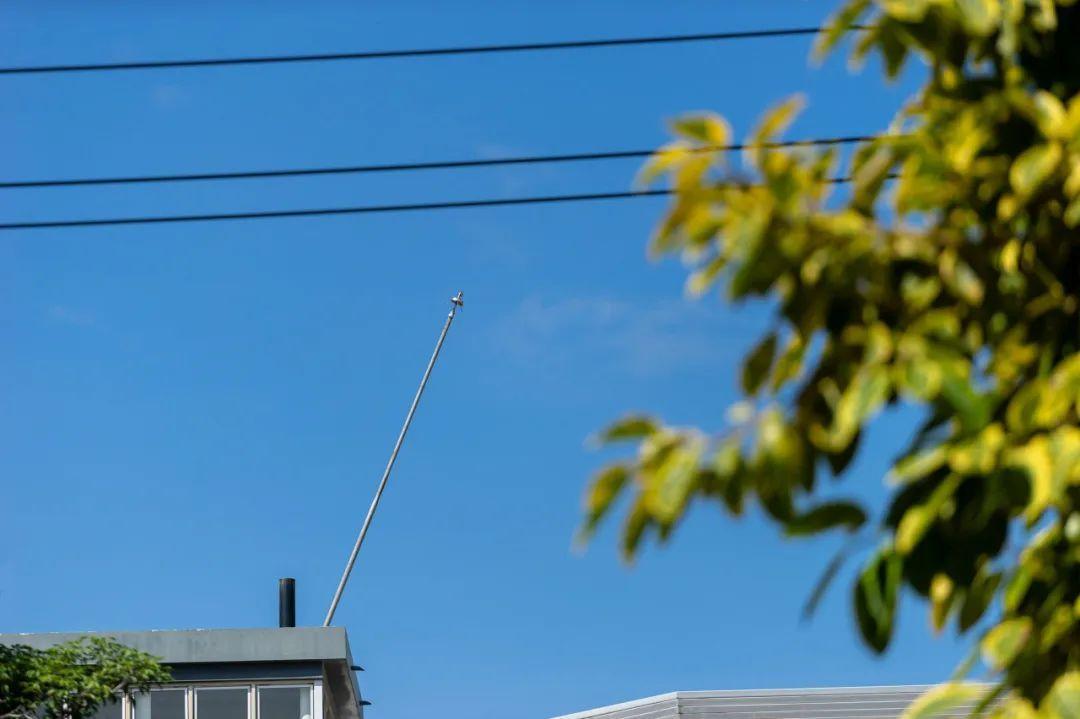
0;190;673;230
0;136;874;190
0;26;850;76
0;177;858;231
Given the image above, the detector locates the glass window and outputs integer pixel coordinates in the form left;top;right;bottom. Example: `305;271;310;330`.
133;689;187;719
195;688;248;719
88;699;123;719
258;687;312;719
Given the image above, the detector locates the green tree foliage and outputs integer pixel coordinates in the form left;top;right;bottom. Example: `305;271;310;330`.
0;637;169;719
582;0;1080;714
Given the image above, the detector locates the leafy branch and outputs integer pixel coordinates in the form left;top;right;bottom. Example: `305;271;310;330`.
581;0;1080;715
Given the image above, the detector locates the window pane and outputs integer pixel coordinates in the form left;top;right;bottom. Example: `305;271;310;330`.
89;699;123;719
258;687;311;719
196;689;247;719
134;690;187;719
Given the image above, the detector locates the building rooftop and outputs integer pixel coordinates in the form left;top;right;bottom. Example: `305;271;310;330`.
0;627;364;719
548;686;976;719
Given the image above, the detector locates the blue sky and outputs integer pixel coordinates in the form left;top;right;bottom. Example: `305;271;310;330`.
1;2;968;718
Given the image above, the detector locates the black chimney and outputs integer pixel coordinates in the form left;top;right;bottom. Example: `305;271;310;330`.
279;578;296;627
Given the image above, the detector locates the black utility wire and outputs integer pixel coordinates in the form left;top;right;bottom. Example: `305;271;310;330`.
0;190;673;230
0;27;847;76
0;177;859;231
0;136;874;190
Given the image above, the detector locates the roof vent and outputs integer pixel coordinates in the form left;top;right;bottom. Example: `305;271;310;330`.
279;577;296;627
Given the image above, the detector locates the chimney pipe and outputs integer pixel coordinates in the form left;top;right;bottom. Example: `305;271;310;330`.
279;578;296;628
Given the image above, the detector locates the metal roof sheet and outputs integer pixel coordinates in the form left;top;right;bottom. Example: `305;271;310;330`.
549;686;982;719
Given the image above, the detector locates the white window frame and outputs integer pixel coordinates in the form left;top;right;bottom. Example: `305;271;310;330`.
255;684;315;719
194;685;252;719
129;687;188;719
124;681;319;719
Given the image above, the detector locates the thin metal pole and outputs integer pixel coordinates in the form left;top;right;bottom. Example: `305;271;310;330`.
323;291;464;627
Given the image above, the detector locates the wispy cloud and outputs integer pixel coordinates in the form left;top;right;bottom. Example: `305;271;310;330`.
473;141;569;195
458;218;532;268
151;84;189;110
48;305;97;327
474;142;529;160
493;294;752;379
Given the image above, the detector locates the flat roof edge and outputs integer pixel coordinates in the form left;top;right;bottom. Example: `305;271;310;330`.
673;685;944;697
0;627;352;665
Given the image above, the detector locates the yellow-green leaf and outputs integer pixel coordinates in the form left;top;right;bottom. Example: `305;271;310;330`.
620;498;649;560
686;255;727;296
1040;605;1074;653
637;142;691;187
882;0;931;22
956;0;1002;35
643;439;703;524
890;445;947;484
896;474;961;553
598;415;658;443
1066;197;1080;228
712;438;745;514
981;618;1032;670
912;309;961;340
1006;381;1045;434
814;0;872;59
1006;436;1053;521
1049;426;1080;490
1065;156;1080;196
579;464;630;542
900;683;985;719
895;354;945;401
1010;143;1063;197
1004;565;1034;612
990;695;1037;719
833;366;892;444
930;573;955;632
784;500;867;537
585;465;628;514
713;438;741;477
1030;0;1057;31
770;333;807;391
854;547;902;652
750;95;805;151
901;274;942;311
948;423;1005;475
1034;91;1068;139
959;570;1001;631
949;260;985;305
670;113;730;146
742;332;778;395
1050;353;1080;396
1043;672;1080;719
865;323;894;364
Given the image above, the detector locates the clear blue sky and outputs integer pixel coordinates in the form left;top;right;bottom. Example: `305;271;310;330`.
0;2;967;718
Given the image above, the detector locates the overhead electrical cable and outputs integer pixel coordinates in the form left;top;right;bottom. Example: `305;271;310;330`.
0;26;859;76
0;176;867;232
0;190;675;230
0;135;875;190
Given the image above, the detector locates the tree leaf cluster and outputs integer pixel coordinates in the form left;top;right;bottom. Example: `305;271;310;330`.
0;638;169;719
583;0;1080;709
